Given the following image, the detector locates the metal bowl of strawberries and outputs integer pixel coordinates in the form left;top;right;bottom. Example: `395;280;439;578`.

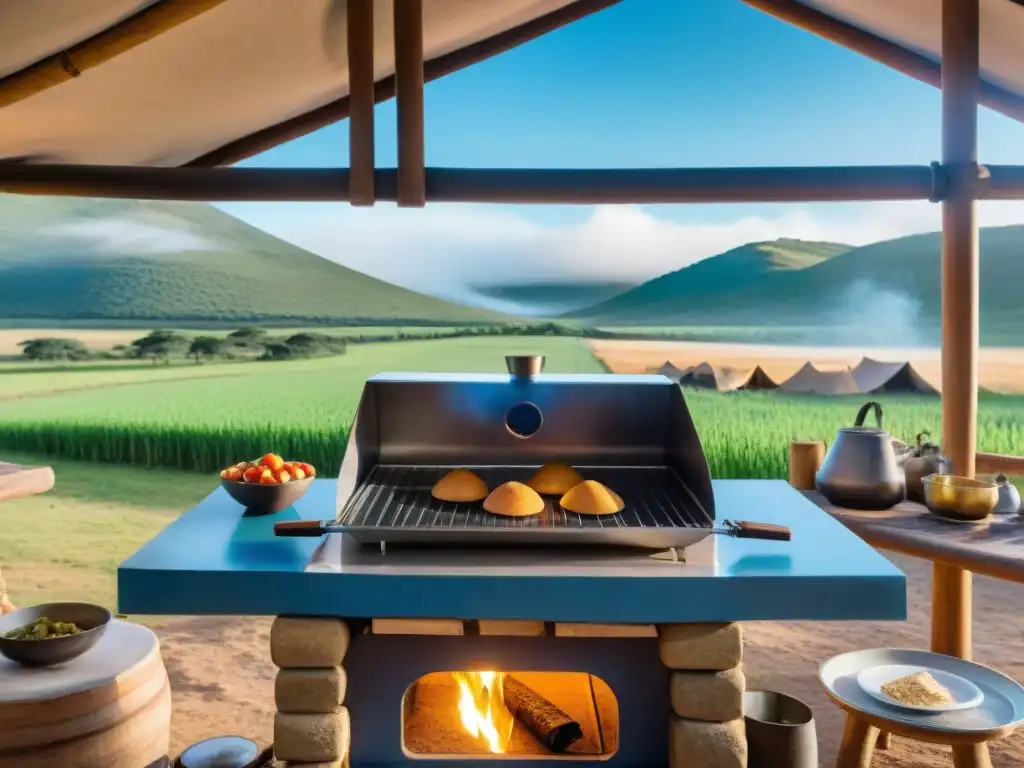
219;453;316;516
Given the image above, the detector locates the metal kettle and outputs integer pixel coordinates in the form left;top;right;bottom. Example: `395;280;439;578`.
903;431;953;503
816;401;906;510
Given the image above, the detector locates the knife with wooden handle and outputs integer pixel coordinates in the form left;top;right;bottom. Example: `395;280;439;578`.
274;519;341;537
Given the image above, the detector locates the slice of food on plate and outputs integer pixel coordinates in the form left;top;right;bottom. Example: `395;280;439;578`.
881;671;955;707
560;480;624;516
483;481;545;517
527;462;584;495
432;468;489;503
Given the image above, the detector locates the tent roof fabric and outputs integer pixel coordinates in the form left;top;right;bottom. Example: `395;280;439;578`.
0;0;579;166
796;0;1024;102
0;0;1021;167
779;361;861;395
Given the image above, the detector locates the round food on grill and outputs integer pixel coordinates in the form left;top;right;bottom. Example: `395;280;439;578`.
432;468;489;503
483;481;545;517
560;480;624;516
526;462;584;496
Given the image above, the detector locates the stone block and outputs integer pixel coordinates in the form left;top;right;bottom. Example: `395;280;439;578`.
658;623;742;671
274;708;350;763
670;667;745;721
669;717;747;768
276;667;347;713
271;617;351;669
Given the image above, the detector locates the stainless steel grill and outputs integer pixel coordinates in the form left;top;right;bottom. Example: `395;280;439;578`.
332;355;719;549
336;464;713;547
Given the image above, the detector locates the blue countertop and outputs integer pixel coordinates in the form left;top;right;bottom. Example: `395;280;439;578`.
118;479;906;623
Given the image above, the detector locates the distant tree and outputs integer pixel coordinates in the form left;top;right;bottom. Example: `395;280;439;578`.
225;326;268;355
130;330;191;365
260;342;294;360
18;338;90;362
188;336;225;364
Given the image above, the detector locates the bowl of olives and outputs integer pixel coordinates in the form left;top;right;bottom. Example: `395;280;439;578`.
0;602;112;667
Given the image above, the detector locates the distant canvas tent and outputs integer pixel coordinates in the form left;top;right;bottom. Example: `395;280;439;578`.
656;361;689;382
779;362;861;396
680;362;779;392
852;357;939;395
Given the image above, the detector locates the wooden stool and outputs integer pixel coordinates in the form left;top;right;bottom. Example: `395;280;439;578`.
0;619;171;767
833;704;1010;768
820;648;1023;768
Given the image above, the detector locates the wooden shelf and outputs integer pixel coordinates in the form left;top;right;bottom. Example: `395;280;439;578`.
0;462;55;504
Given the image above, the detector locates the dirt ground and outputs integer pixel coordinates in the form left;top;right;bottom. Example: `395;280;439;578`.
590;339;1024;394
157;552;1023;767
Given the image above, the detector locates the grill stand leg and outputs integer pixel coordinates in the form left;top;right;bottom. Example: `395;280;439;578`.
659;622;747;768
270;617;352;766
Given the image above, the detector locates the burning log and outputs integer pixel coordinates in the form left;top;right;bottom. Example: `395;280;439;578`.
504;675;583;752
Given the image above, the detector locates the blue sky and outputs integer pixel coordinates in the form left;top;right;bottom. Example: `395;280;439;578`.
220;0;1024;309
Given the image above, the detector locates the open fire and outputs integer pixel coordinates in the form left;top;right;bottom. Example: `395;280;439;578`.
450;671;514;754
404;671;615;759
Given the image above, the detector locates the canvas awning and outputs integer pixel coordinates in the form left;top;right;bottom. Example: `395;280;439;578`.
0;0;1023;169
757;1;1024;119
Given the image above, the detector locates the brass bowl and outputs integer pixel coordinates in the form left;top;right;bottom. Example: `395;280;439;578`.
922;474;999;522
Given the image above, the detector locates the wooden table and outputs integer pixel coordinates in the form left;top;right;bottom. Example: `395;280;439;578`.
0;461;55;504
807;491;1024;764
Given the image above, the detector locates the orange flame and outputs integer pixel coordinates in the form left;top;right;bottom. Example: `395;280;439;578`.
450;671;514;754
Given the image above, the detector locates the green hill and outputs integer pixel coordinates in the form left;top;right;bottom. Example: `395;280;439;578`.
573;227;1024;345
0;195;505;324
569;238;851;321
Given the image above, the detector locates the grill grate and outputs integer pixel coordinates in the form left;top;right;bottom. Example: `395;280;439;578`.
338;465;714;532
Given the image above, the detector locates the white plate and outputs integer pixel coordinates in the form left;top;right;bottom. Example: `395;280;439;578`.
857;664;985;713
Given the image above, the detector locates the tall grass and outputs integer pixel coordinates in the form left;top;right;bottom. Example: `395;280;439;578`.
0;337;1021;478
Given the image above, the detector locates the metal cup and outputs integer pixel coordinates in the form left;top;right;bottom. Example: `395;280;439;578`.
505;355;545;378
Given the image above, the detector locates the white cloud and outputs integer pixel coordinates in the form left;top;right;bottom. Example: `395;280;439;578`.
221;199;1024;307
46;217;221;254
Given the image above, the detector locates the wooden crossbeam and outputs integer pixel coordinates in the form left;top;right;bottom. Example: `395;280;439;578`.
348;0;376;206
0;164;958;203
0;0;229;110
743;0;1024;125
394;0;426;207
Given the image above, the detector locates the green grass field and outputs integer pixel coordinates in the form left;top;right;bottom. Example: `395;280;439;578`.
0;452;212;608
0;336;1021;479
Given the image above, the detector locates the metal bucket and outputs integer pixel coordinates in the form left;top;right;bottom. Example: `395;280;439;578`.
744;690;818;768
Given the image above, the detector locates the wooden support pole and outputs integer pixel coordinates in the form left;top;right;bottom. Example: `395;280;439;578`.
941;0;980;490
931;563;972;658
393;0;426;207
742;0;1024;125
936;0;980;699
347;0;376;206
0;0;229;110
0;164;945;203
